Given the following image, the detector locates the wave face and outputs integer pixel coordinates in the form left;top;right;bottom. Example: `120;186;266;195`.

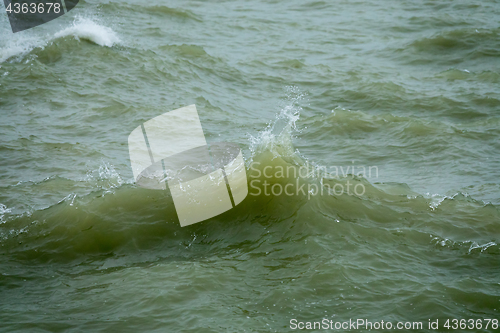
1;0;499;331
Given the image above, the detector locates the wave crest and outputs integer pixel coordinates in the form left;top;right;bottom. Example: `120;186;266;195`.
54;18;120;47
0;17;119;63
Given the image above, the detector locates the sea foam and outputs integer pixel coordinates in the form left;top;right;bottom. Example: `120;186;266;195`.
54;18;120;47
0;17;119;63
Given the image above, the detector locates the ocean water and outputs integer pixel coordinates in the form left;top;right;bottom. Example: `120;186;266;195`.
1;0;499;331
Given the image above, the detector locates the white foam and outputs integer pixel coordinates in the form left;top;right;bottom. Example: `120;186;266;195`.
54;17;120;47
0;204;12;224
468;241;497;253
84;160;124;191
0;18;120;63
0;34;41;63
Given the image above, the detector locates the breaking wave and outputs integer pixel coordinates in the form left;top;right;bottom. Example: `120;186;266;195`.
0;17;120;63
0;87;498;264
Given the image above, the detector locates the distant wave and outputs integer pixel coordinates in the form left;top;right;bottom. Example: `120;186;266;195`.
98;2;201;22
0;17;120;63
410;28;500;53
143;5;202;21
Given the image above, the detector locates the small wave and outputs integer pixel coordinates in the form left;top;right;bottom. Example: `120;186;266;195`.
409;28;500;54
468;241;497;254
98;2;201;22
426;191;496;211
408;14;471;29
432;237;498;255
54;18;120;47
0;17;119;63
159;44;209;58
144;5;201;21
435;68;472;81
275;59;306;69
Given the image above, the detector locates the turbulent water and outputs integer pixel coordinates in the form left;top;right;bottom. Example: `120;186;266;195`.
1;0;499;331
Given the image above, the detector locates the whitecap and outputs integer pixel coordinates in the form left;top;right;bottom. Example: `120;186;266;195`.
0;17;120;63
54;17;120;47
